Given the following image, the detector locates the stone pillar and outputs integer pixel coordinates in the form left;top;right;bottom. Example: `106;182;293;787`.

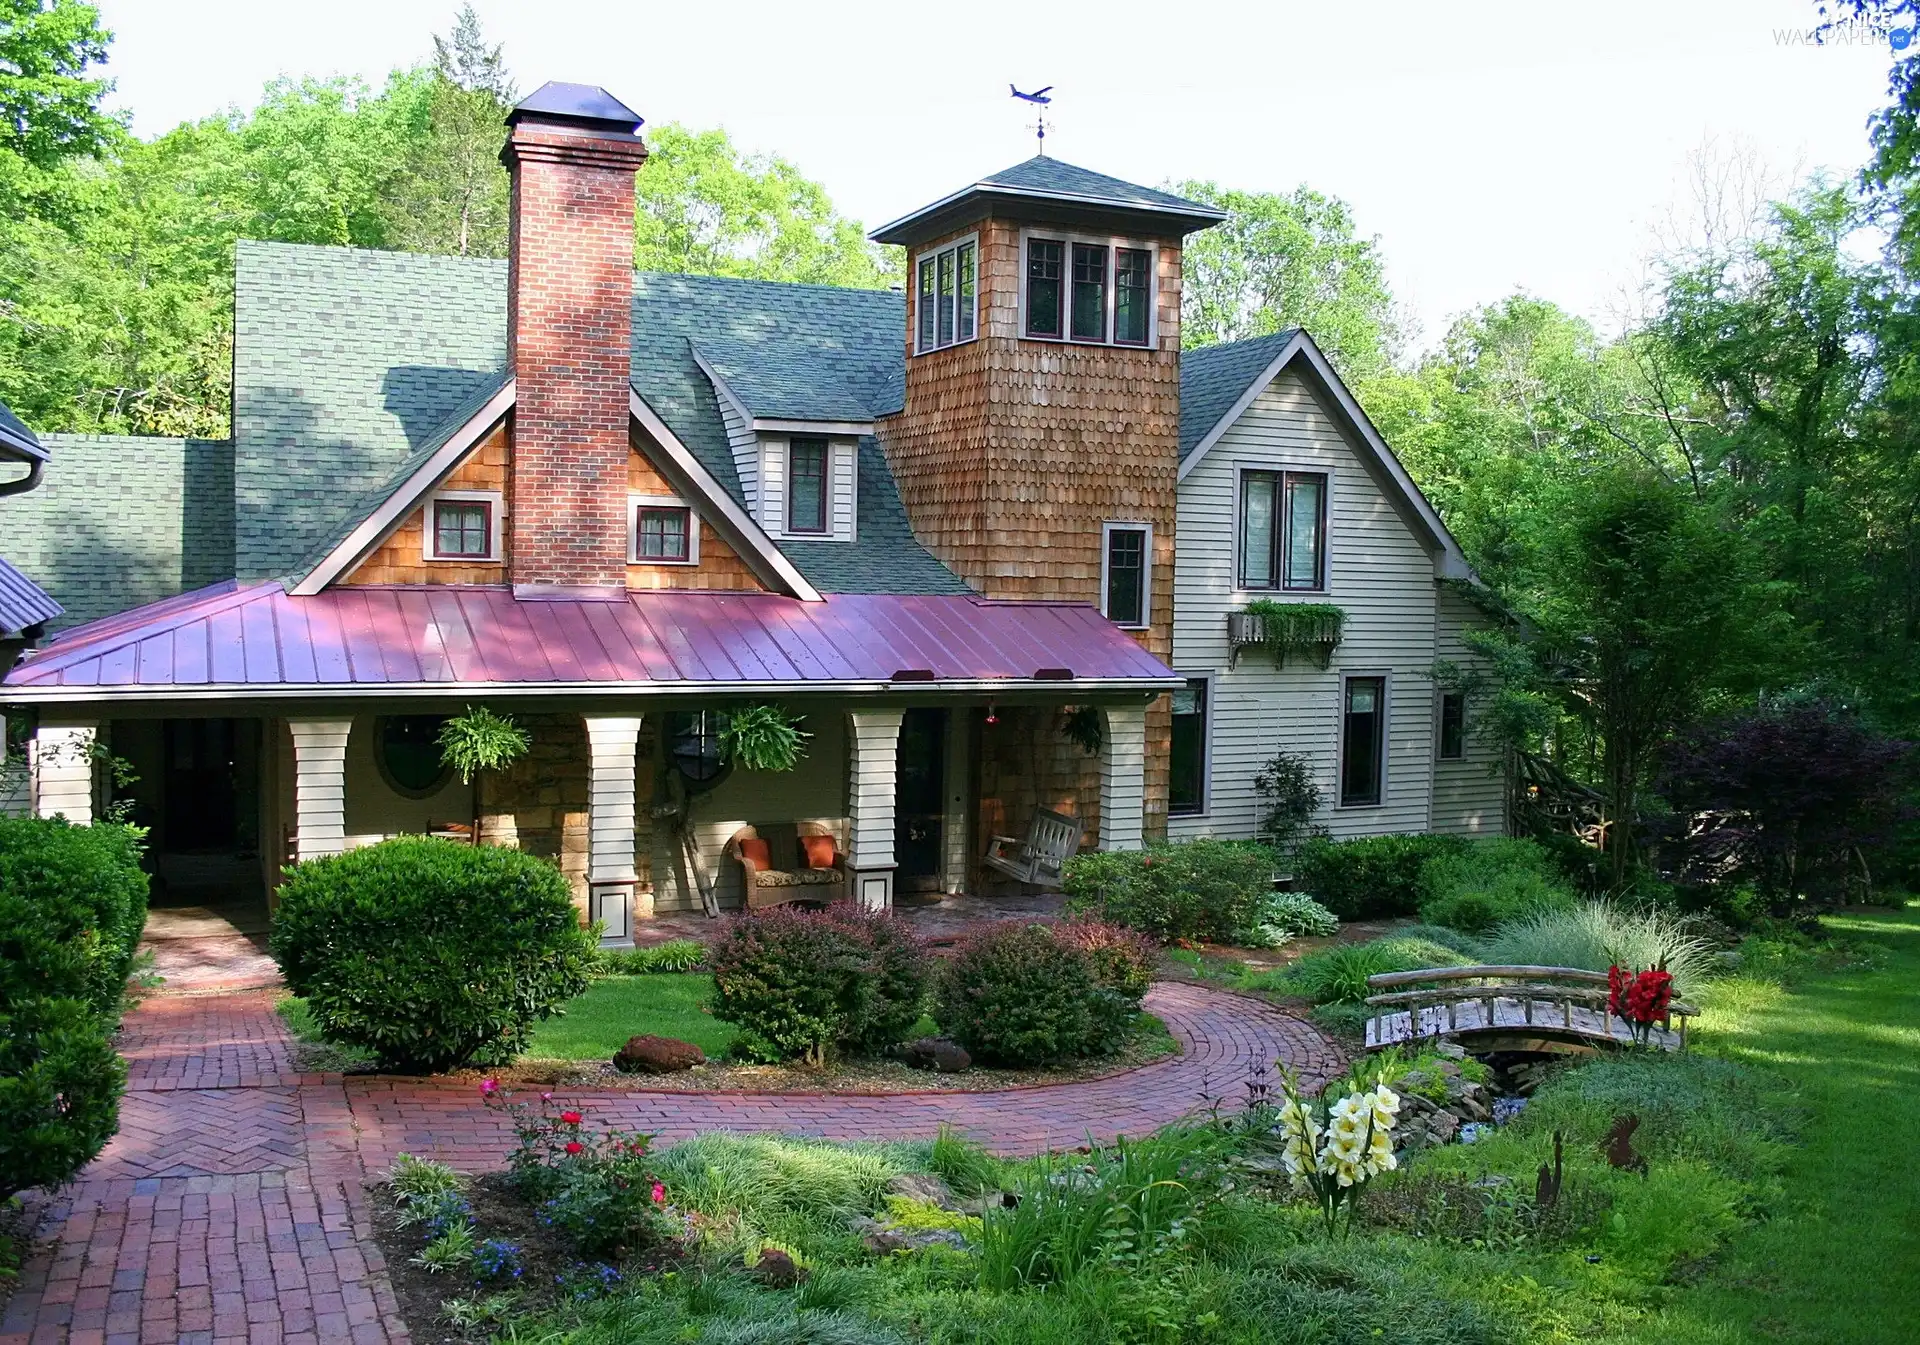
584;714;643;945
847;709;905;910
288;718;353;860
32;719;97;823
1098;704;1147;852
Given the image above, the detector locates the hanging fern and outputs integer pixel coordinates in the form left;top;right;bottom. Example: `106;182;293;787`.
719;703;811;773
437;706;531;783
1061;705;1104;756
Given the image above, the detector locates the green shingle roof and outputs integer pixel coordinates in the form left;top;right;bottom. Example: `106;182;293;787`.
1179;330;1299;460
871;155;1227;245
4;434;233;628
780;441;970;595
693;338;876;424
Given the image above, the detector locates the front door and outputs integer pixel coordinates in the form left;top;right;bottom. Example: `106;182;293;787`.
895;708;945;893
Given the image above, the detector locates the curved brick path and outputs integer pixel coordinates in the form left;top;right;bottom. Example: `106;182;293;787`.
0;982;1341;1344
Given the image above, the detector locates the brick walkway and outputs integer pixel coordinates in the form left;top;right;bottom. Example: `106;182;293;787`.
2;981;1341;1344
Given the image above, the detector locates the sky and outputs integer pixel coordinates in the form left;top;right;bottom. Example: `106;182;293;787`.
94;0;1902;351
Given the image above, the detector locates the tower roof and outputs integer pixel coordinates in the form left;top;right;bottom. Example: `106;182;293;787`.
871;156;1225;246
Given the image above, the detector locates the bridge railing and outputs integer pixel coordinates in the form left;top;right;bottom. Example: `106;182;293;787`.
1362;965;1698;1050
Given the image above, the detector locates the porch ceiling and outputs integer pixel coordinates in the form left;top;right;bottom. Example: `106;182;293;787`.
1;581;1180;702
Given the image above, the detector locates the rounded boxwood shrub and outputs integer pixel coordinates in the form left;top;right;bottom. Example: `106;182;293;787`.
707;904;928;1064
1415;838;1576;934
270;837;595;1073
1063;839;1276;943
1293;833;1471;920
0;817;149;1199
933;921;1147;1066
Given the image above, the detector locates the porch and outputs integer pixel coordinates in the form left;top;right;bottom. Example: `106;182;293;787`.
15;697;1152;943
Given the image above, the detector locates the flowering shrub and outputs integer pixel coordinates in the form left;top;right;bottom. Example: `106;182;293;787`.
1051;919;1158;1000
1273;1070;1400;1237
482;1083;674;1259
1607;964;1676;1048
472;1238;524;1284
707;904;928;1064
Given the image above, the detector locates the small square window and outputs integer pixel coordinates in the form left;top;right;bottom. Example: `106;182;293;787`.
430;498;493;559
636;505;691;562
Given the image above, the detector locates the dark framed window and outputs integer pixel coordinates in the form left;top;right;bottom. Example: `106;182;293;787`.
1169;678;1209;816
636;504;691;562
1114;247;1152;345
1071;243;1108;342
1438;690;1466;760
1025;238;1064;338
1103;524;1148;627
1341;676;1386;807
431;498;492;559
1239;469;1328;590
787;438;828;533
916;237;978;352
668;710;730;790
375;715;451;797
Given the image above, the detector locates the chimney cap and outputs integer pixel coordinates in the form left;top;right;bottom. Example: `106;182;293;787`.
507;81;644;134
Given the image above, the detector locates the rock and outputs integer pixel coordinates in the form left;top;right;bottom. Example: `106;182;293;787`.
1429;1110;1460;1143
749;1249;807;1287
898;1036;972;1073
613;1034;707;1074
1457;1093;1491;1122
1398;1069;1434;1094
887;1172;957;1209
1433;1041;1468;1059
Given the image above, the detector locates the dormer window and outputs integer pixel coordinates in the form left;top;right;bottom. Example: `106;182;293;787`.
786;438;829;533
423;489;502;562
1023;232;1156;347
914;236;977;353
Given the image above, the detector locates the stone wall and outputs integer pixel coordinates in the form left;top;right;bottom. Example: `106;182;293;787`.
477;712;593;911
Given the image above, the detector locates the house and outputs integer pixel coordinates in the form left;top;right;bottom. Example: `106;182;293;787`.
0;81;1503;937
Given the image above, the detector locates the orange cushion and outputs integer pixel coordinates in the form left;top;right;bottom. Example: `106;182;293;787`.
801;834;837;869
739;837;771;868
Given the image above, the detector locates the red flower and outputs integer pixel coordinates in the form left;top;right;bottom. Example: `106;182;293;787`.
479;1078;498;1096
564;1141;584;1155
560;1110;583;1125
1608;965;1674;1025
651;1181;666;1204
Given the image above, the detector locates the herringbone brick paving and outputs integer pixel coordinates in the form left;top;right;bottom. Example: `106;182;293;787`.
2;969;1339;1344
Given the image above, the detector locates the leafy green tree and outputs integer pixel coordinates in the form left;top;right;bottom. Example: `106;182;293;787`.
380;4;513;257
635;124;897;287
0;0;113;171
1175;180;1398;382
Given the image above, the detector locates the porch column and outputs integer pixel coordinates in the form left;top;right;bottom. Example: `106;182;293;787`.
847;709;904;910
1098;703;1147;852
32;719;97;823
288;718;352;860
584;714;643;945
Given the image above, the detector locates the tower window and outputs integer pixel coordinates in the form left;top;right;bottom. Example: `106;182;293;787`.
914;236;978;353
1023;234;1155;347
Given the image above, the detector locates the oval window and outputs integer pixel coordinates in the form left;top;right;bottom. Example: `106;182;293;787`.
376;715;452;797
668;710;731;791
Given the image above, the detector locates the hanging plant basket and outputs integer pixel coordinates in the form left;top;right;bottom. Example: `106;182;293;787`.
1228;601;1346;670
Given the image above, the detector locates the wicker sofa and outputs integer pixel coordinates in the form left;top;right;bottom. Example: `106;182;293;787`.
728;823;848;909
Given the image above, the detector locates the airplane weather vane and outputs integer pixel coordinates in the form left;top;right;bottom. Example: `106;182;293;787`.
1010;84;1053;154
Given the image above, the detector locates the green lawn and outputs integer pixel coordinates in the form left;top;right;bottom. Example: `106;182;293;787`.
1644;903;1920;1344
526;973;738;1061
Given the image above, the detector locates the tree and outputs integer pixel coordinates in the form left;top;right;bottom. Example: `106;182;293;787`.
1175;180;1399;382
1520;467;1774;886
0;0;114;172
634;124;897;288
381;4;513;257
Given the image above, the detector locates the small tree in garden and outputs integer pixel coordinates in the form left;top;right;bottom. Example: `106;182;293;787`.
1253;747;1326;859
1660;699;1916;909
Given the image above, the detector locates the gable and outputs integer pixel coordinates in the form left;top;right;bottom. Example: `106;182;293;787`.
342;422;510;585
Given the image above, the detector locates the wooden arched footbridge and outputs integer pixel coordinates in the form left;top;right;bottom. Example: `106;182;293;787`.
1363;965;1697;1053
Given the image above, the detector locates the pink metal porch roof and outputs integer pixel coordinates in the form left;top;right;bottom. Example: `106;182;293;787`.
1;582;1179;701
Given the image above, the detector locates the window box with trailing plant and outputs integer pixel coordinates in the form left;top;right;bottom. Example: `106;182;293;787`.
1227;600;1346;669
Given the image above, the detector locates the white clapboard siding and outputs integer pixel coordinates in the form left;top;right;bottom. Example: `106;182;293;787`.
717;388;760;516
288;718;353;859
1430;585;1509;835
1170;369;1438;842
831;440;858;541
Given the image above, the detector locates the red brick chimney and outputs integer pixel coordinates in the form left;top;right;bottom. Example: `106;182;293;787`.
502;82;649;591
